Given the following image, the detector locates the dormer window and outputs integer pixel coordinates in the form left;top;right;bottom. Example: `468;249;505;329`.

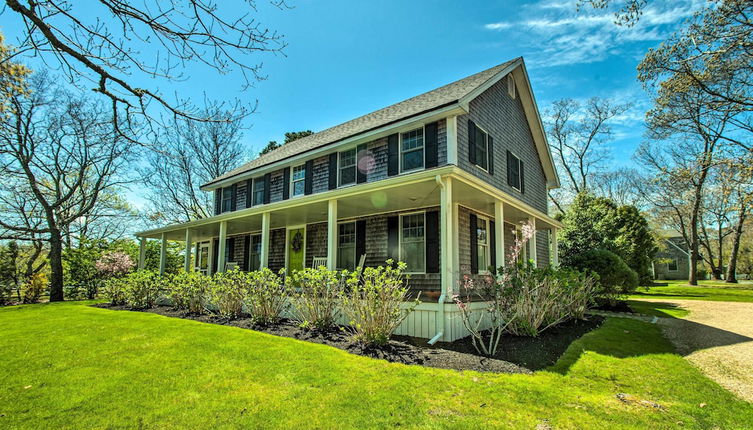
292;164;306;197
339;149;356;186
400;127;424;172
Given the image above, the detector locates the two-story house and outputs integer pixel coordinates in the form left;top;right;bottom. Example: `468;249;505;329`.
135;57;562;341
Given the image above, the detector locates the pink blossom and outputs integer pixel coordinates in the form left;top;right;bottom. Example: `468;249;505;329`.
96;252;135;277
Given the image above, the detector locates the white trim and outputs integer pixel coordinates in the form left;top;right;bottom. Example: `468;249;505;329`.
474;214;491;274
507;74;516;99
667;258;679;272
336;220;357;271
197;241;211;275
290;164;306;198
247;234;262;271
494;200;505;270
337;148;357;187
285;224;307;273
507;150;523;193
399;125;426;174
471;123;491;173
399;211;427;274
446;115;458;165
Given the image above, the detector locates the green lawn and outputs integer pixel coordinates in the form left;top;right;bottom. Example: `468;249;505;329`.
630;280;753;303
1;302;751;429
626;300;691;318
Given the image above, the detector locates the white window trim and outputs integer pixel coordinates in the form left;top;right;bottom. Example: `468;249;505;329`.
399;211;427;274
507;74;516;99
338;148;357;188
667;259;679;272
475;215;491;274
473;124;491;173
252;177;265;206
399;125;426;173
337;221;357;270
508;151;523;192
247;234;262;271
221;187;234;212
291;164;306;198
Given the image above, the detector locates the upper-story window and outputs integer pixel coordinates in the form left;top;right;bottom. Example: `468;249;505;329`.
337;222;356;270
400;127;424;172
292;164;306;197
252;177;265;206
339;149;356;186
475;216;490;273
221;187;233;212
473;126;490;171
400;212;425;273
507;151;524;192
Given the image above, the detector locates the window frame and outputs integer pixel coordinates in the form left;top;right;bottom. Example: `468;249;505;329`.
337;221;357;270
507;74;516;99
252;177;265;206
248;234;262;272
221;187;234;213
338;148;357;187
399;211;426;274
473;124;490;172
399;126;426;173
291;164;306;197
508;151;523;192
475;215;491;274
667;259;679;272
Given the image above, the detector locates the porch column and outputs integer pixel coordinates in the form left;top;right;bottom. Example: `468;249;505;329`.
138;237;146;270
551;227;559;267
260;212;270;268
327;199;338;270
529;217;537;266
184;229;193;272
217;220;227;273
159;233;167;276
494;200;505;270
440;177;454;298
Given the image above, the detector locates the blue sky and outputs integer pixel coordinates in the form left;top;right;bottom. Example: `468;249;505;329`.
1;0;704;209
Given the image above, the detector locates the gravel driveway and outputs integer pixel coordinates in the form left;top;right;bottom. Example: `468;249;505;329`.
636;299;753;402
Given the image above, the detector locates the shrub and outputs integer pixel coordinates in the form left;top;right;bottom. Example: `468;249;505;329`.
566;249;639;303
22;273;47;304
209;269;248;319
289;267;347;331
166;270;211;314
101;277;128;306
0;283;12;305
122;270;162;309
96;251;135;278
245;268;287;324
339;260;418;346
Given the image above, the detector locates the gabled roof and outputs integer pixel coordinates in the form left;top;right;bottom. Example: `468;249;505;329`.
202;57;559;190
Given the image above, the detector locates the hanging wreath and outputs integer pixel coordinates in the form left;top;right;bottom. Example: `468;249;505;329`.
291;231;303;252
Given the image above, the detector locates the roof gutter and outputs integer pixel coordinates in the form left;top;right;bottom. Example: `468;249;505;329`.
428;174;446;345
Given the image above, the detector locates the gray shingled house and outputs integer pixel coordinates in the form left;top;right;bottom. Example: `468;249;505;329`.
136;57;562;341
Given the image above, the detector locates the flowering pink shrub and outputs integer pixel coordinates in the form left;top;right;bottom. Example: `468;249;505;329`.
96;251;135;278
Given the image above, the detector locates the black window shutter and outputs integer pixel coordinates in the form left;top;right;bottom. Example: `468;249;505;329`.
227;237;235;262
520;161;525;193
230;184;237;211
425;211;439;273
425;121;439;168
245;179;253;208
214;189;221;215
242;235;250;271
468;119;477;165
282;168;291;200
469;213;478;274
304;160;314;195
387;216;399;262
506;150;513;186
356;144;368;183
328;153;338;190
487;136;494;175
263;173;271;204
489;220;497;272
387;133;399;176
356;220;366;263
212;238;219;273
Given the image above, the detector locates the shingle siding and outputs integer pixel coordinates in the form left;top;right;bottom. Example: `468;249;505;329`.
305;223;328;268
536;230;550;268
269;170;285;203
312;156;330;194
268;229;286;273
366;139;389;183
457;77;548;214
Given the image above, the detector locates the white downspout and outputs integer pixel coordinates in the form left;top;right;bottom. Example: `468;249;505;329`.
429;174;447;345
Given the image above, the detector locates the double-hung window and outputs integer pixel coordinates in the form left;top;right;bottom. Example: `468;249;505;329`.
400;213;425;273
252;178;265;206
337;222;356;270
292;164;306;197
339;149;356;186
248;235;262;271
400;127;424;172
507;151;523;191
668;259;678;271
221;187;233;213
476;217;490;273
474;126;490;171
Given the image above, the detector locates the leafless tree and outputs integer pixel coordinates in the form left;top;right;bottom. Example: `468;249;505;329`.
0;73;137;301
544;97;631;212
3;0;287;140
141;103;246;224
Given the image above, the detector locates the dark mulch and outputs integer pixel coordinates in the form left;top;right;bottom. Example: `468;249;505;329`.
593;300;635;314
92;303;603;373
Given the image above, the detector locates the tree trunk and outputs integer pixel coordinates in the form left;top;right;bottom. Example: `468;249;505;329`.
48;229;65;302
726;206;747;283
689;211;699;286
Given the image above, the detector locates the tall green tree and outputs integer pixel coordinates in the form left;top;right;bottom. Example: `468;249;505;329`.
259;130;314;156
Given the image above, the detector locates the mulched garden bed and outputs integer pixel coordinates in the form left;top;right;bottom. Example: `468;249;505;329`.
92;303;603;373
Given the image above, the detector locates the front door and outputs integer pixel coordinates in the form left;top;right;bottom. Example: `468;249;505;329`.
287;227;305;273
197;242;210;275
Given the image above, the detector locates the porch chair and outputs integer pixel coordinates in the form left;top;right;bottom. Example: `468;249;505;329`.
311;256;328;268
